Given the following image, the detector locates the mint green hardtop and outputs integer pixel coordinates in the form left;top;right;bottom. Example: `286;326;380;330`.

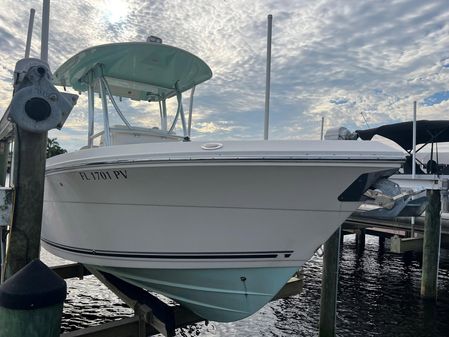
53;42;212;101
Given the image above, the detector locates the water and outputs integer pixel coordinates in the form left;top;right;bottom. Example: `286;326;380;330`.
42;234;449;336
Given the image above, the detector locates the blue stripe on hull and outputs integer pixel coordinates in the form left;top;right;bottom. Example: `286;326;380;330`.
92;265;299;322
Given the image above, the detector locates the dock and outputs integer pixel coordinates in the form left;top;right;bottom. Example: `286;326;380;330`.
344;212;449;253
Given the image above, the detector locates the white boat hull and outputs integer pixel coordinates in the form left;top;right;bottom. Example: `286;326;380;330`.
91;265;299;322
42;140;403;321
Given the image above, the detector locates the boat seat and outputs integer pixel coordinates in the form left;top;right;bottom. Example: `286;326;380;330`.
403;155;425;174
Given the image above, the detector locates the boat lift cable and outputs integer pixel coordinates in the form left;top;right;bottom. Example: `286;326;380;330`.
361;111;370;128
100;76;132;129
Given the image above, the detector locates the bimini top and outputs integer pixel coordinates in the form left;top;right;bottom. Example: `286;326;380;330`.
356;120;449;151
53;42;212;101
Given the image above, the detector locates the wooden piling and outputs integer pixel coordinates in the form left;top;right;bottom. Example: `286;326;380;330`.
319;227;341;337
441;178;448;213
379;236;385;252
0;2;76;336
356;228;365;253
340;231;344;248
3;129;47;280
420;189;441;301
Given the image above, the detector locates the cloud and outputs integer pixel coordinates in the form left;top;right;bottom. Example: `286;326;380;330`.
423;91;449;106
330;98;350;105
1;0;449;151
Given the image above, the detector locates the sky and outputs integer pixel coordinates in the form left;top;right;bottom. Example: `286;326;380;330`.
0;0;449;152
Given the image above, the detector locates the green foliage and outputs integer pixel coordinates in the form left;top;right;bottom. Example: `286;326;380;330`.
47;138;67;158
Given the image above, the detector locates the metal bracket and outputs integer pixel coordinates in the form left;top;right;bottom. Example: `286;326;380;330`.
0;187;13;283
87;267;177;337
0;187;13;228
8;58;78;133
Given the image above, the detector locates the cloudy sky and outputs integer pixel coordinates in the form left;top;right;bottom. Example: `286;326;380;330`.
0;0;449;151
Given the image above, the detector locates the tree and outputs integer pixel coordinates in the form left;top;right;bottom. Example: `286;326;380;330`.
47;138;67;158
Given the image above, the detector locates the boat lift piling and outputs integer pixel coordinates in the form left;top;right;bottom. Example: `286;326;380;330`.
0;1;77;335
2;0;48;280
4;124;48;278
355;228;366;253
421;189;442;300
2;0;78;280
319;227;341;337
378;235;386;252
441;178;449;213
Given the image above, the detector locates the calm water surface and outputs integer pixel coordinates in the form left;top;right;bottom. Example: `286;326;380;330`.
42;234;449;336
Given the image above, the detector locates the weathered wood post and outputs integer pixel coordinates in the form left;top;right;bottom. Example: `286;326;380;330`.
441;178;448;213
356;228;365;253
319;227;341;337
378;236;385;253
2;0;77;280
0;2;77;335
3;127;48;279
420;189;441;301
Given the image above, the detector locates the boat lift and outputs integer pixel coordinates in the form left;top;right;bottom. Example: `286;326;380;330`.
50;263;303;337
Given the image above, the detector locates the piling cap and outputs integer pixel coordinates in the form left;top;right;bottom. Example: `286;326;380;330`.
0;259;67;310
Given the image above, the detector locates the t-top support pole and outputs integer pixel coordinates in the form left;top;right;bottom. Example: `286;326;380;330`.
41;0;49;62
24;9;35;58
99;78;111;146
87;80;95;148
